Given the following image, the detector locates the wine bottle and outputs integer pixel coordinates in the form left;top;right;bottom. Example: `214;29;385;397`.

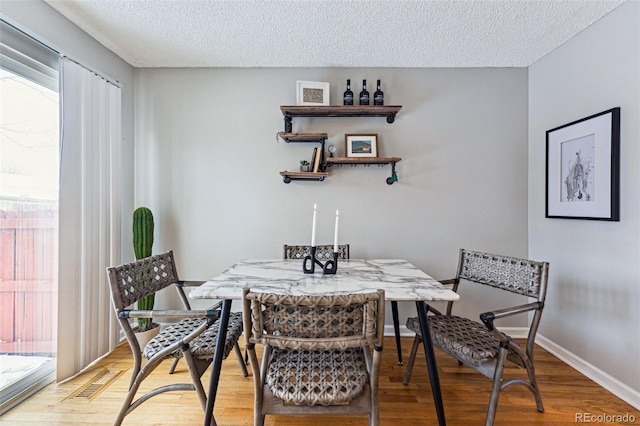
373;79;384;105
359;79;370;105
343;79;354;105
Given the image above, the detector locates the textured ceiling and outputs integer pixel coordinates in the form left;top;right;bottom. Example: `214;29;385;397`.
43;0;626;68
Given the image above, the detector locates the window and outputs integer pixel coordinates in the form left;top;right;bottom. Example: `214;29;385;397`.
0;20;59;413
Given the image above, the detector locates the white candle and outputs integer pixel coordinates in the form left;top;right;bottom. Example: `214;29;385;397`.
311;203;317;247
333;209;339;253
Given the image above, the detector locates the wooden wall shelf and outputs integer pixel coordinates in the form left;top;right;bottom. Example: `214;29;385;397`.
326;157;402;185
277;132;328;143
279;171;329;184
280;105;402;118
280;105;402;132
277;105;403;184
326;157;401;165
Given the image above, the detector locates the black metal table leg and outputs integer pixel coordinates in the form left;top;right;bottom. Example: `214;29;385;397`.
416;301;446;426
391;301;403;364
203;299;232;426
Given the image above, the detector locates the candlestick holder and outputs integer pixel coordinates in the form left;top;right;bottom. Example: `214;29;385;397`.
303;246;339;274
322;251;339;275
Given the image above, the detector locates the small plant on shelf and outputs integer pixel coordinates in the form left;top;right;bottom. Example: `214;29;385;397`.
300;160;310;172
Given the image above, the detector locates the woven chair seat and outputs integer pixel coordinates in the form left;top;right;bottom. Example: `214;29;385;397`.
144;312;244;360
266;347;368;406
406;315;501;366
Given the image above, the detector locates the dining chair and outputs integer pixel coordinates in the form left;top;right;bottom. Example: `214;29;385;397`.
282;243;404;364
106;250;247;426
242;288;385;426
402;249;549;426
283;243;350;260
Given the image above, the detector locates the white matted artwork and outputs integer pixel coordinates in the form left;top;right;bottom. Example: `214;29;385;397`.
296;81;330;106
546;107;620;221
345;134;378;158
560;134;595;203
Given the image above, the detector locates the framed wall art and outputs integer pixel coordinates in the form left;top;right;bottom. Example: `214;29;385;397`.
296;81;330;106
345;134;378;158
545;107;620;221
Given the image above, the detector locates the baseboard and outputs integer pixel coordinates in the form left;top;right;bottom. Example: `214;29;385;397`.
385;325;639;410
384;324;412;337
384;325;527;338
536;334;640;410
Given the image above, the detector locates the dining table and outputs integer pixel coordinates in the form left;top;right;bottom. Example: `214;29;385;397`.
189;258;460;426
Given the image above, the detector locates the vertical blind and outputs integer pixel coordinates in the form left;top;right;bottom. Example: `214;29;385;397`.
58;57;122;380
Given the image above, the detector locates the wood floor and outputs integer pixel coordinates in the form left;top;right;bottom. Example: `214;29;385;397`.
1;337;637;425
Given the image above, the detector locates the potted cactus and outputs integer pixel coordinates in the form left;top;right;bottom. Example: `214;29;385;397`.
133;207;157;337
300;160;311;172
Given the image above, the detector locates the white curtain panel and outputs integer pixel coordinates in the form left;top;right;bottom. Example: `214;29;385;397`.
57;58;122;381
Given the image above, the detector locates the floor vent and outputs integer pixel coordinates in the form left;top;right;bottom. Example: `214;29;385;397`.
65;368;124;401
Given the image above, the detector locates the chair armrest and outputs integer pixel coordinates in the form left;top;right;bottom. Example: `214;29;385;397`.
438;278;459;315
144;314;215;359
438;278;457;287
175;280;207;287
120;308;220;324
479;301;543;331
173;281;210;311
426;306;443;315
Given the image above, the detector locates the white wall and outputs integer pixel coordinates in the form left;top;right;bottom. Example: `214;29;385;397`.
529;0;640;405
134;67;530;325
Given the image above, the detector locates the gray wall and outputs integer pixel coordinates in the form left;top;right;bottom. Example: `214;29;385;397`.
529;0;640;402
134;67;530;325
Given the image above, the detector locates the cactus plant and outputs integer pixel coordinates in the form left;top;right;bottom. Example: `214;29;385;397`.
133;207;155;332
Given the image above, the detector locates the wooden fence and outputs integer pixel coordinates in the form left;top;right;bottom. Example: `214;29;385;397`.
0;207;57;355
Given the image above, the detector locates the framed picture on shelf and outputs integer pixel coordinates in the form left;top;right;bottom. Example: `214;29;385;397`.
345;134;378;158
296;81;330;106
545;107;620;221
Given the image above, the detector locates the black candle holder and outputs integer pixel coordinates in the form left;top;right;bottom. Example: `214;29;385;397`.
303;247;338;275
323;251;339;274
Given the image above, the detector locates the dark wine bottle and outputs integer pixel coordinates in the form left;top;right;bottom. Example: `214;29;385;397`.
359;79;370;105
343;79;354;105
373;79;384;105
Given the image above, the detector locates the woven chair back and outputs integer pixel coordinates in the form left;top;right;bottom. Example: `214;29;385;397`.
244;290;384;351
283;244;350;261
107;251;179;310
457;249;548;299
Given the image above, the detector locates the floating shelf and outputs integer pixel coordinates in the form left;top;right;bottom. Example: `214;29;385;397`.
277;105;403;184
280;105;402;132
277;132;328;143
279;171;329;184
326;157;401;165
326;157;402;185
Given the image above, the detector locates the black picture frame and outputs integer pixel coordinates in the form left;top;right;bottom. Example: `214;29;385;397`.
545;107;620;221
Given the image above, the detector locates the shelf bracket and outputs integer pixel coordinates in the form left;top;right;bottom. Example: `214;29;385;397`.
386;161;399;185
282;174;326;184
386;111;398;124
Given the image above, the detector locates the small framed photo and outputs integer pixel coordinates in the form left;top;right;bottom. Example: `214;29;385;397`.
296;81;330;106
545;107;620;221
345;134;378;158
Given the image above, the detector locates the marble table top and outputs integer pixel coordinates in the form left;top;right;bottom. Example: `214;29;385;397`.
189;259;460;302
